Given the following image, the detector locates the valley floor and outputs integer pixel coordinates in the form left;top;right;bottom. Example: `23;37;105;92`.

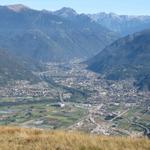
0;59;150;137
0;126;150;150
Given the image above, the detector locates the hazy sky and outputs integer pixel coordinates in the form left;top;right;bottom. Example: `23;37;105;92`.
0;0;150;15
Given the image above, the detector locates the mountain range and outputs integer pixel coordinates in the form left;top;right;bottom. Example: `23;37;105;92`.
0;4;118;62
87;29;150;90
89;12;150;36
1;4;150;89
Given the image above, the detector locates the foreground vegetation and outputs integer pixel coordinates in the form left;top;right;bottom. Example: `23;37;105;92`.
0;127;150;150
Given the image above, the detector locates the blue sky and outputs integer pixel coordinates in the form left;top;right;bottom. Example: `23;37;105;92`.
0;0;150;15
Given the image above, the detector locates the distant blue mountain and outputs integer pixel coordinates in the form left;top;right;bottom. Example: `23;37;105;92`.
0;4;118;62
87;29;150;90
89;12;150;36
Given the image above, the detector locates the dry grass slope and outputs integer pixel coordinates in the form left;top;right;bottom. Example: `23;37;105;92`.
0;126;150;150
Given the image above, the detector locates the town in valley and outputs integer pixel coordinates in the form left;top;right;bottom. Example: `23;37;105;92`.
0;59;149;138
